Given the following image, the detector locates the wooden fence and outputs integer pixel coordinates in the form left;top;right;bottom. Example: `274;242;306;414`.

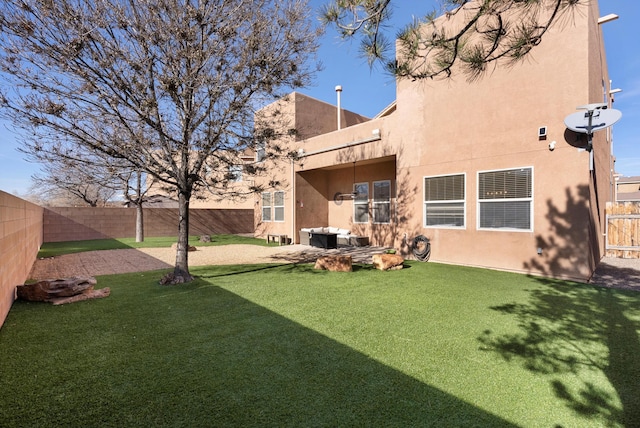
606;202;640;258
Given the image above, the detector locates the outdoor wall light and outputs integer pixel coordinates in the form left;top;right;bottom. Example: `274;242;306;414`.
538;126;547;140
549;141;556;151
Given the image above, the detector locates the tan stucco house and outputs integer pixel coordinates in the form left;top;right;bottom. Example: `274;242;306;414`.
255;0;618;282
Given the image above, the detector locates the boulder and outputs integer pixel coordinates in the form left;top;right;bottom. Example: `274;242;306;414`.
372;253;404;271
199;235;212;242
50;287;111;306
314;255;353;272
16;277;110;305
170;243;197;251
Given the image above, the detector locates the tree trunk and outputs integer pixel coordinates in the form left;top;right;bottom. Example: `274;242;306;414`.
135;170;144;243
135;202;144;243
173;189;193;283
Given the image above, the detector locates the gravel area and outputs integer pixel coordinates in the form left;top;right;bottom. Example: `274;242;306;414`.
588;257;640;291
29;244;310;279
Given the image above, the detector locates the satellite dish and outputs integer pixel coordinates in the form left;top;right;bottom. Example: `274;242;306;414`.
564;108;622;134
563;103;622;171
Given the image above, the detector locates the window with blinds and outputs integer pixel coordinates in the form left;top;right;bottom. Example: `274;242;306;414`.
424;174;465;228
478;168;532;230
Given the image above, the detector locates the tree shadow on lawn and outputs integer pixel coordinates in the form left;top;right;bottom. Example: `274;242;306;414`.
478;279;640;427
1;279;514;427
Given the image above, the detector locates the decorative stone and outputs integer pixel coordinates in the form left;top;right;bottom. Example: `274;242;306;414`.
16;277;110;305
50;287;111;306
314;255;353;272
372;253;404;271
170;243;197;251
199;235;212;242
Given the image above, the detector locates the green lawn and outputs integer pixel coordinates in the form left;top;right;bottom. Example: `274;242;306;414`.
37;234;275;258
1;261;639;427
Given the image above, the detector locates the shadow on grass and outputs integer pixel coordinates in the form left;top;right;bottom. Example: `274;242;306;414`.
0;273;515;427
478;280;640;427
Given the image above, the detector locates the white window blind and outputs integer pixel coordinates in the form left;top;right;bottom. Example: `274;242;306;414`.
424;174;465;227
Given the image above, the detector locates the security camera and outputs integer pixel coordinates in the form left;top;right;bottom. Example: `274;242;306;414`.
548;141;556;151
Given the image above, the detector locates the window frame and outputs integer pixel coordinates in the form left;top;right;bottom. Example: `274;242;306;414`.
477;167;533;232
353;182;369;224
372;180;392;224
423;173;466;229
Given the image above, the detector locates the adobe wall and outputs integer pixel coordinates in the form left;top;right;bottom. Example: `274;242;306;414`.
255;1;610;282
0;191;43;328
43;207;254;242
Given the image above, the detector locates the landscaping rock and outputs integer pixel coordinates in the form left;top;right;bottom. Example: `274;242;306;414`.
170;243;197;251
372;253;404;271
199;235;211;242
16;277;110;305
50;287;111;306
314;255;353;272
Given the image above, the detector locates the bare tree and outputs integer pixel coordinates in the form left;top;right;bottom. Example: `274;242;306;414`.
321;0;583;80
0;0;320;283
29;162;119;207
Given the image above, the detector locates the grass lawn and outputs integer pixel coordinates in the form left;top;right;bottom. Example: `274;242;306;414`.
37;234;275;258
1;261;639;427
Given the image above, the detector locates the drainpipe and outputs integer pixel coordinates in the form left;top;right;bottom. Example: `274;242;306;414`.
335;85;342;130
291;158;295;244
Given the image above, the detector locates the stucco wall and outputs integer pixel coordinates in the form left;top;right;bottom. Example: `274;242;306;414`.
0;191;43;328
43;207;254;242
254;1;612;282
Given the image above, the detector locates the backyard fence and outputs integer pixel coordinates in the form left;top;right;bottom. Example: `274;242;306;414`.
0;195;255;329
605;202;640;258
0;191;44;328
43;207;254;242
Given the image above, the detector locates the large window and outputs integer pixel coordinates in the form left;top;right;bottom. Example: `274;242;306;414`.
424;174;465;228
261;192;272;222
353;182;369;223
478;167;532;231
274;191;285;222
373;180;391;224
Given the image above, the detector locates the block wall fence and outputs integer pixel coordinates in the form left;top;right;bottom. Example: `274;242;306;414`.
1;199;253;328
0;191;44;328
43;207;254;242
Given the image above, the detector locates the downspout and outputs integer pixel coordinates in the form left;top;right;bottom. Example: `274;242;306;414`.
291;158;295;245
